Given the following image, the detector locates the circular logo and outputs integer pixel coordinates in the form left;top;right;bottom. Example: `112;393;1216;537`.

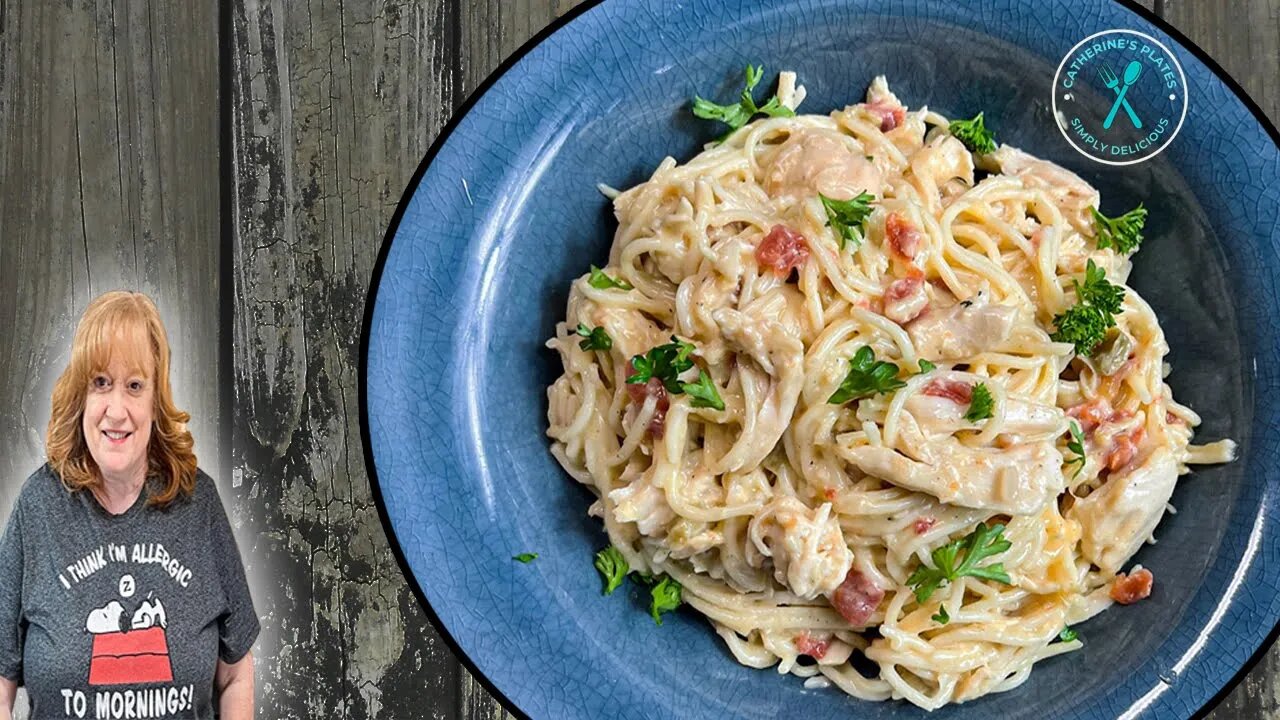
1052;29;1187;165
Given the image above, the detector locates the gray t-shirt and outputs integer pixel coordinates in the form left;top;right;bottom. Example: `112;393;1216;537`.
0;465;259;719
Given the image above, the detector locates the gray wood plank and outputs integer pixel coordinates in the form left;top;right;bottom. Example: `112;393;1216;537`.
0;1;220;717
228;0;462;717
1164;0;1280;125
1174;3;1280;717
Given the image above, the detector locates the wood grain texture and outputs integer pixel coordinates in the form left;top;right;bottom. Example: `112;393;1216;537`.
227;0;462;717
0;1;220;718
1164;0;1279;125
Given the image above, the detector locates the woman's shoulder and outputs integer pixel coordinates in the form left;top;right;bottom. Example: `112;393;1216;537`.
17;463;69;506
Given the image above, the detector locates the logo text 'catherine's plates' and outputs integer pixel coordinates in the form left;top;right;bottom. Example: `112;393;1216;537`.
1053;29;1188;165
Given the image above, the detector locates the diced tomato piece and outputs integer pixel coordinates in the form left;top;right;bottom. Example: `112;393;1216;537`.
1105;426;1146;473
885;212;923;260
922;379;973;405
823;487;839;501
883;277;929;324
830;570;884;626
1110;568;1154;604
794;632;831;660
1066;397;1114;433
756;225;810;277
913;516;937;535
625;377;670;437
866;100;906;132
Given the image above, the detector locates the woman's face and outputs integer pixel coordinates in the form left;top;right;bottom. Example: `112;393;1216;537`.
82;347;154;485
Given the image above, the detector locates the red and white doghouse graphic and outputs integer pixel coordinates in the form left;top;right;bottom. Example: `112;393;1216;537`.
85;597;172;685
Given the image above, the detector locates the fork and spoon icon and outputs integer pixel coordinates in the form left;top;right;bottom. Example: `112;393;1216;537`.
1099;61;1144;130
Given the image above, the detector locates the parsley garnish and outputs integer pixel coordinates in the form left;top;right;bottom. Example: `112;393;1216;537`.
819;192;875;250
1075;260;1125;315
575;323;613;351
948;112;997;154
594;546;629;596
828;346;906;404
932;605;950;625
680;369;725;411
628;338;723;409
628;337;696;392
1058;626;1080;643
649;576;683;625
691;65;795;141
1051;260;1126;355
906;522;1013;603
588;265;633;291
1064;421;1087;480
512;553;538;563
1092;204;1147;255
964;383;994;422
918;359;937;373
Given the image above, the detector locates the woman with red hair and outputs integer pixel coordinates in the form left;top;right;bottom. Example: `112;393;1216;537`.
0;291;256;719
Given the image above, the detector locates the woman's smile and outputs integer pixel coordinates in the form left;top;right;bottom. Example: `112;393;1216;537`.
82;343;154;485
101;429;133;445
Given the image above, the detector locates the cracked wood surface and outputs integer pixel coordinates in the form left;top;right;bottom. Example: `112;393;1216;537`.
228;0;460;717
1;0;1277;718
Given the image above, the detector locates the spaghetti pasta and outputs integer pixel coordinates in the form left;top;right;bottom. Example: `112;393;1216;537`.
545;73;1235;710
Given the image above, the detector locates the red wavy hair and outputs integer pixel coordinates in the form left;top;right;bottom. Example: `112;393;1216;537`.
46;291;197;507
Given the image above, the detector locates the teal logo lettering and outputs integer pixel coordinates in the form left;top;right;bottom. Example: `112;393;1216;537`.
1053;29;1187;165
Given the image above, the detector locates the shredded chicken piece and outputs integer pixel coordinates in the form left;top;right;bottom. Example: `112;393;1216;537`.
1069;447;1178;574
748;497;853;599
836;412;1065;515
763;129;883;202
907;293;1017;360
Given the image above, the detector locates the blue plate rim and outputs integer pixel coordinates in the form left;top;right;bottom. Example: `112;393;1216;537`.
356;1;1280;718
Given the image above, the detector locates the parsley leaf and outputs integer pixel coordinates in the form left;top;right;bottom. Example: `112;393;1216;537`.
680;369;725;411
964;383;994;422
588;265;633;291
512;553;538;563
948;112;997;154
828;346;906;404
594;546;629;596
906;522;1013;603
1058;626;1080;643
918;359;937;373
1064;421;1087;480
1092;204;1147;254
932;605;950;625
649;576;683;625
820;192;875;250
575;323;613;351
1075;260;1125;316
691;64;795;141
1051;304;1111;355
1051;260;1126;355
628;337;696;392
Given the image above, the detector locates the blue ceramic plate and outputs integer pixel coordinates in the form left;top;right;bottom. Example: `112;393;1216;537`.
361;1;1280;718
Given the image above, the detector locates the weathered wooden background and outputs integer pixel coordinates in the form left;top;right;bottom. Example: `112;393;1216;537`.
1;0;1277;718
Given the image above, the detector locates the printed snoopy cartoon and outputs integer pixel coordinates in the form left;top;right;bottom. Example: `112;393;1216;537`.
85;592;173;685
